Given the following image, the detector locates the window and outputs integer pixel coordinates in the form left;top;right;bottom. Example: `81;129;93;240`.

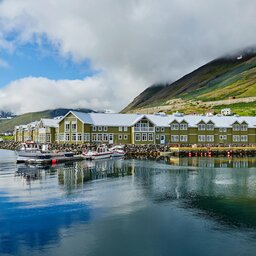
171;135;179;142
104;126;108;131
98;134;103;141
92;126;97;131
180;124;187;130
65;133;70;141
156;135;159;140
198;124;205;131
124;135;128;140
65;122;70;132
92;134;97;141
241;124;248;131
98;126;102;131
148;133;153;141
135;133;141;141
171;124;179;130
142;133;147;141
161;127;165;132
233;124;240;131
233;135;240;142
77;133;82;141
207;124;214;131
124;126;128;131
180;135;187;142
219;135;227;140
119;126;122;132
59;134;64;141
241;135;248;142
71;122;77;132
72;133;76;141
156;127;160;132
206;135;214;142
46;134;51;143
118;134;122;140
198;135;206;142
219;128;227;132
84;133;90;142
103;134;108;141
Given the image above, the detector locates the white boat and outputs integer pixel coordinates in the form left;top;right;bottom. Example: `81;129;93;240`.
16;141;73;163
83;145;112;160
109;145;125;157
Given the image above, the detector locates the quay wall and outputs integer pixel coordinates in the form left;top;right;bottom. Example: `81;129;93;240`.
1;141;256;158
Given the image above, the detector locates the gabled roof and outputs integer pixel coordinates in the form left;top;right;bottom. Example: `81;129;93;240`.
89;113;143;126
40;119;59;128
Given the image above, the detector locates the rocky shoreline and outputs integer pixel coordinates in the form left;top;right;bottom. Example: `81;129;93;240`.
0;141;169;156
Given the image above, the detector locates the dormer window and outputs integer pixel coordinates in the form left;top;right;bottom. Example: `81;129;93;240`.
233;124;240;131
180;123;187;130
171;124;179;130
198;124;205;130
207;124;214;131
241;124;248;131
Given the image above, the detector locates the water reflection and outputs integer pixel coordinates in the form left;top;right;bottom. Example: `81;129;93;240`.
2;151;256;255
166;156;256;169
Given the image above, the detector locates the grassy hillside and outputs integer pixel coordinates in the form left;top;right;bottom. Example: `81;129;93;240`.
122;49;256;115
0;108;94;133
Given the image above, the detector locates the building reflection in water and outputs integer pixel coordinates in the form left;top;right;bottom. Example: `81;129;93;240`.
166;156;256;169
57;158;134;191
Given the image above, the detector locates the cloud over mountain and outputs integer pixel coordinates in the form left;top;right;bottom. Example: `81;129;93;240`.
0;0;256;113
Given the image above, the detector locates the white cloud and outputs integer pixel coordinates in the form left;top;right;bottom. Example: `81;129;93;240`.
0;75;120;114
1;0;256;113
0;58;9;68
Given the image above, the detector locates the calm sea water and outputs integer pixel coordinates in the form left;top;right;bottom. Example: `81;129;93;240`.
1;150;256;256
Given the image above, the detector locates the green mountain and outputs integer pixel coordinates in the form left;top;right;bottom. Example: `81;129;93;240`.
122;48;256;116
0;108;95;133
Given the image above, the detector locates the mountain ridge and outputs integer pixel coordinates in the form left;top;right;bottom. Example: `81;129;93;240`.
122;48;256;115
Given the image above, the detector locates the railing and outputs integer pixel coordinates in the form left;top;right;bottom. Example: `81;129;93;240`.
134;127;154;132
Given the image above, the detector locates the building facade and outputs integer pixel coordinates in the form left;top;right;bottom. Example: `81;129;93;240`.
15;111;256;146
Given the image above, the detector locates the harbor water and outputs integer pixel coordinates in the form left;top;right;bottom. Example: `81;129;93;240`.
1;149;256;256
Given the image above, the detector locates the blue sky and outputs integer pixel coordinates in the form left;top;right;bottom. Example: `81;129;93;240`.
0;41;97;88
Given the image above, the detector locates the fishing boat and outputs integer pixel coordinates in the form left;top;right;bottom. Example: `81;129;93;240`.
109;145;125;157
16;141;75;164
82;144;112;160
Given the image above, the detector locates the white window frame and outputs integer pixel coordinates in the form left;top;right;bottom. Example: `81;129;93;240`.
135;133;141;141
180;124;187;130
92;126;97;131
171;135;179;142
72;133;76;141
77;133;82;141
206;135;214;142
233;124;240;131
171;124;179;130
98;126;102;131
156;127;160;132
241;124;248;131
118;134;123;140
241;135;248;142
219;135;227;140
124;126;128;132
161;127;165;132
207;124;214;131
71;121;77;132
84;133;90;142
180;135;188;142
198;135;206;142
119;126;122;132
104;126;108;131
142;133;147;141
65;121;70;132
198;124;206;131
124;134;128;140
148;133;153;141
65;133;70;141
233;135;240;142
